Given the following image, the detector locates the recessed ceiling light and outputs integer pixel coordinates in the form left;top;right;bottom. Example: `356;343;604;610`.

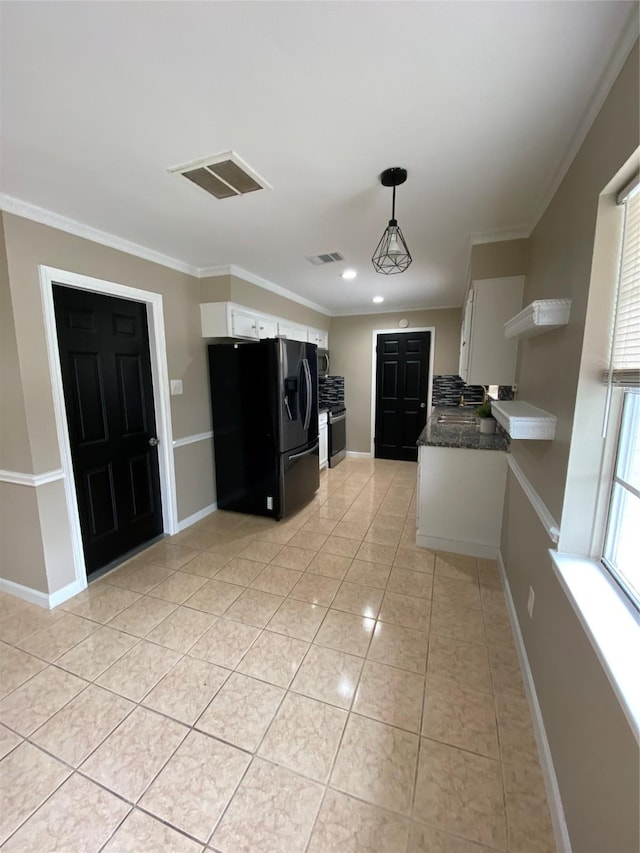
372;296;384;303
340;269;357;280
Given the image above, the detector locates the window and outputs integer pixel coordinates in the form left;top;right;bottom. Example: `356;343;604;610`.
602;176;640;608
603;390;640;605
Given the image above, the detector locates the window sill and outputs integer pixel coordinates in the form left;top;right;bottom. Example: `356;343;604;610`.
550;551;640;741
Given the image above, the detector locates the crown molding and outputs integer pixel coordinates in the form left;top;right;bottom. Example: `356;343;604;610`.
0;196;331;314
470;228;531;245
529;8;640;233
200;264;331;316
0;195;200;277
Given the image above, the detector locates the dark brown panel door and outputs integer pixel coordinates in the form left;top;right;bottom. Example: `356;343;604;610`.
374;331;431;461
53;285;163;575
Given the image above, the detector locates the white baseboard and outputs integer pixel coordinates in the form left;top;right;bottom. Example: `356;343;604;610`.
0;576;85;610
176;502;217;532
416;533;498;559
345;451;372;459
496;552;572;853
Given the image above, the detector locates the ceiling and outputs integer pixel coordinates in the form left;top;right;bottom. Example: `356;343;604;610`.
0;2;636;316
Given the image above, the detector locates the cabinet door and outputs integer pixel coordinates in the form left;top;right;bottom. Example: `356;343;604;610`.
459;291;473;382
278;321;307;342
308;328;329;348
467;277;524;385
230;309;260;339
257;316;278;339
319;421;329;469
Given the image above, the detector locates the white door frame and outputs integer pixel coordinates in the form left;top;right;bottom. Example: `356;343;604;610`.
39;265;178;591
370;326;436;457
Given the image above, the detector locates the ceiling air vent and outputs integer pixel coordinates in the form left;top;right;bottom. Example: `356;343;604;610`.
169;151;271;200
306;252;345;266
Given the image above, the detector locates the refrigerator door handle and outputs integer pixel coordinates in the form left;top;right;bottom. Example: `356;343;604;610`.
288;440;320;461
302;358;312;430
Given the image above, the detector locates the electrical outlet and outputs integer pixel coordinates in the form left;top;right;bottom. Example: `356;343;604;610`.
527;586;535;618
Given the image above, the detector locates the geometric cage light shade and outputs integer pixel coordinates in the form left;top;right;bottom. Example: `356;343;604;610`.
372;167;412;275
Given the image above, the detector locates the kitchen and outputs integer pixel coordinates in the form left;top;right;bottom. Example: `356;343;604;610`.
0;3;638;852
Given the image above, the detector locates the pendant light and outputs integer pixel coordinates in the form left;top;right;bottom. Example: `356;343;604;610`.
372;167;412;274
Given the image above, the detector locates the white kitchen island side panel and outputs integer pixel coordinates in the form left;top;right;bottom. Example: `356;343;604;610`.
417;445;508;558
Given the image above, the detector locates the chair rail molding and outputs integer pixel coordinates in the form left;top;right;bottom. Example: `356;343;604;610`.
0;468;64;487
508;455;560;543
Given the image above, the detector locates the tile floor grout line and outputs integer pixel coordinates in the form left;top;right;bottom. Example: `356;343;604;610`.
0;748;74;848
1;459;553;851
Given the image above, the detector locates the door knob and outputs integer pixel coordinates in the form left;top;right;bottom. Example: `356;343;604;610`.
420;403;426;409
148;437;160;447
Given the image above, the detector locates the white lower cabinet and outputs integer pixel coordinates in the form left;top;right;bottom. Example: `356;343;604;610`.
416;445;507;558
319;412;328;470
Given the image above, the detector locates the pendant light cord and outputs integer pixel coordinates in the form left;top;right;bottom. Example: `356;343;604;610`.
391;185;396;222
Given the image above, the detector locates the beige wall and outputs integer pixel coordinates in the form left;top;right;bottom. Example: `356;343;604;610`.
330;308;461;452
470;238;529;281
0;216;31;472
0;212;214;595
501;40;639;852
199;274;330;331
174;440;216;523
200;274;232;303
0;482;48;593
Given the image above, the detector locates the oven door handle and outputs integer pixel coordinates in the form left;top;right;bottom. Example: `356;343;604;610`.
288;440;320;461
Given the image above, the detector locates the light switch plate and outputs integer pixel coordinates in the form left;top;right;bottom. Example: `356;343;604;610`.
170;380;183;396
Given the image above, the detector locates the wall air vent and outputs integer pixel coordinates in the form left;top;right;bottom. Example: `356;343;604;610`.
169;151;272;200
306;252;345;266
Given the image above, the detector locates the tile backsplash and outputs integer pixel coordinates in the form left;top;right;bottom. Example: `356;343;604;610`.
319;375;345;407
432;375;515;406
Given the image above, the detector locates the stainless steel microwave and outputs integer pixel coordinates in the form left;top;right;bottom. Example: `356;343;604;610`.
317;349;330;377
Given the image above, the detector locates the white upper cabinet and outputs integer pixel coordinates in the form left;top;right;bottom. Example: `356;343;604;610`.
255;315;278;339
308;328;328;349
277;320;308;342
230;307;261;339
459;276;524;386
201;301;328;347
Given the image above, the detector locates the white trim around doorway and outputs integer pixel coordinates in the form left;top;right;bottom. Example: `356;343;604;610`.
369;327;436;457
39;265;178;593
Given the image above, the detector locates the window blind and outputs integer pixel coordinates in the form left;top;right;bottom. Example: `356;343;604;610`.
610;180;640;387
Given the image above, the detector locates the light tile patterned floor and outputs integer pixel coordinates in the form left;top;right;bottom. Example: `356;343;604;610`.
0;458;557;852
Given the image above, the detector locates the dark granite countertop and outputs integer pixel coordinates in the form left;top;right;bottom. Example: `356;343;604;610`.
417;406;510;452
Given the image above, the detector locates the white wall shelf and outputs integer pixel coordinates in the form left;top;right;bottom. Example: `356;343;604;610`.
504;299;571;340
492;401;557;440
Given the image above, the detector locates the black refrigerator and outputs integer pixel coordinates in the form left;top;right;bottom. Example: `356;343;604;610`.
208;338;319;520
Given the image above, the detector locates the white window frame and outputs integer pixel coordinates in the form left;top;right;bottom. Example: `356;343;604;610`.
553;152;640;740
602;389;640;609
